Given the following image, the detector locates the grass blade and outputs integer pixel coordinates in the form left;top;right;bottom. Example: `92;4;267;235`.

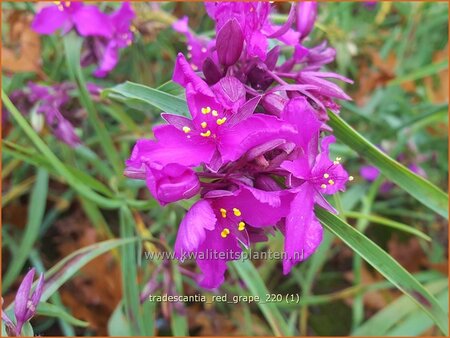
232;260;291;336
103;81;189;117
2;169;48;291
316;207;448;335
328;111;448;218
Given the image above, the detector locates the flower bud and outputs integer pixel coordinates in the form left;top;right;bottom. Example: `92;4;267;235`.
296;2;317;41
146;163;200;206
216;18;244;67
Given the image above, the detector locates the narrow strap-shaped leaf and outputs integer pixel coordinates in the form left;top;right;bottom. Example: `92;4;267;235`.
2;169;48;291
104;81;190;117
316;207;448;335
328;112;448;219
232;260;291;336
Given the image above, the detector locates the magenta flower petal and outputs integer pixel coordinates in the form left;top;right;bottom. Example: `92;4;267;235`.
196;227;241;289
296;1;318;41
211;76;246;112
283;184;323;274
360;165;380;181
31;5;69;35
93;41;119;78
72;5;112;37
174;200;217;255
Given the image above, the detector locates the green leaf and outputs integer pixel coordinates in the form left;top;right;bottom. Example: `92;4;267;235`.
5;238;139;315
316;208;448;335
328;112;448;218
63;32;122;174
103;81;189;117
343;211;431;241
108;302;132;336
232;260;291;336
36;302;89;327
3;169;49;291
119;206;146;335
2;90;122;209
352;279;448;336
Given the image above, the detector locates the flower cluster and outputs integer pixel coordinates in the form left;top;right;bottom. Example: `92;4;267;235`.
126;2;353;289
32;2;135;77
4;82;101;147
2;269;44;336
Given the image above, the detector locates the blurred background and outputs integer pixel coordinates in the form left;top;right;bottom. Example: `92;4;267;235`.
2;2;448;336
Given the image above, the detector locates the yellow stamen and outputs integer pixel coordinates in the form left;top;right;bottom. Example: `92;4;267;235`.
201;106;211;114
182;126;191;133
201;121;207;128
333;160;340;165
212;110;219;117
130;25;137;32
323;173;329;179
336;157;342;161
220;208;227;218
328;179;335;185
233;208;241;217
200;130;211;137
238;221;245;231
349;176;354;181
221;228;230;238
216;117;227;125
320;184;327;189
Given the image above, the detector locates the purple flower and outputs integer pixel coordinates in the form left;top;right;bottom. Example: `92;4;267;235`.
360;165;380;181
172;16;214;71
174;187;290;289
81;3;135;77
125;2;354;289
32;2;111;37
6;82;82;147
1;268;45;336
280;98;349;273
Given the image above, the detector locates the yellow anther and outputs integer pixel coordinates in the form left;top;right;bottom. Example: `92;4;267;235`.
221;228;230;238
320;184;327;189
220;208;227;218
328;179;335;185
233;208;241;217
182;126;191;133
130;25;137;32
336;157;342;161
216;117;227;125
323;173;329;179
201;121;207;128
200;130;211;137
201;106;211;114
349;176;354;181
212;110;219;117
333;160;340;165
238;221;246;231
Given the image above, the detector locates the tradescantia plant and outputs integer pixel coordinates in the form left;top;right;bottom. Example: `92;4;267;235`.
2;1;448;336
123;2;354;288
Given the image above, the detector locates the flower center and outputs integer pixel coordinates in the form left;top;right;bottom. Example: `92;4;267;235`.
182;106;227;139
